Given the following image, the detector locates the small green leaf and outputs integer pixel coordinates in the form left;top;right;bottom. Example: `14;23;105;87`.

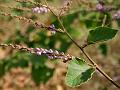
0;61;6;78
65;57;95;87
87;27;118;44
98;43;108;56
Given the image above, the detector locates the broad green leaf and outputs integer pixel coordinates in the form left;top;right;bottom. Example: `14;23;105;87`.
31;65;54;85
87;27;118;44
65;57;95;87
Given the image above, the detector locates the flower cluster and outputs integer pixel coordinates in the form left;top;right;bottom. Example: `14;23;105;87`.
113;10;120;19
33;48;72;62
0;44;72;62
32;5;49;14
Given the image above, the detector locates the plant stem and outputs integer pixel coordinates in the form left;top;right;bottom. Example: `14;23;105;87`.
102;14;107;27
44;0;120;89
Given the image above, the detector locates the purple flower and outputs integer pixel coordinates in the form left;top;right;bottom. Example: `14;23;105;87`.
32;6;49;14
113;10;120;19
32;48;72;61
54;50;59;54
96;3;104;12
48;56;54;59
48;24;56;35
32;7;39;12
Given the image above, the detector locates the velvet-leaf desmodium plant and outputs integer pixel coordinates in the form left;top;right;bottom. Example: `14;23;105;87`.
0;0;120;89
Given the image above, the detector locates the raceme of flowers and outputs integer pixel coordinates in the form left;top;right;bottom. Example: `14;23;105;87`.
0;44;72;62
34;48;72;62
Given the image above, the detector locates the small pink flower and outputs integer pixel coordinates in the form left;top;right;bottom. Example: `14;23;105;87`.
96;3;104;12
32;6;49;14
113;10;120;19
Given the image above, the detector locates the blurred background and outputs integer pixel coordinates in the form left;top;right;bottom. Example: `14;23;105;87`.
0;0;120;90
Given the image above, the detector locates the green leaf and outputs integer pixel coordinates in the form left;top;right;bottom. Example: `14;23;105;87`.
98;43;108;56
87;27;118;44
0;61;6;78
30;55;47;66
65;57;95;87
31;65;54;85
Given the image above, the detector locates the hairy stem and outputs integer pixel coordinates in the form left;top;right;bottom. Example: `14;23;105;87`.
44;0;120;88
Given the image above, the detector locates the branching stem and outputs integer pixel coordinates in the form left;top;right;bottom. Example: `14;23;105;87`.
44;0;120;88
